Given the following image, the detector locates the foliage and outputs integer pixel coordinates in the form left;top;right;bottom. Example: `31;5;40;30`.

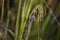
0;0;60;40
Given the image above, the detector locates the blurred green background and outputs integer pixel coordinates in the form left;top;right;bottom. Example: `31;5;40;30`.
0;0;60;40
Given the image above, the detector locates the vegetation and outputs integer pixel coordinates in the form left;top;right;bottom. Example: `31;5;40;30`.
0;0;60;40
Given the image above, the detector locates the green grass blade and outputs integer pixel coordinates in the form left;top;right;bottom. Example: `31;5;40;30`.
15;0;22;40
18;0;34;40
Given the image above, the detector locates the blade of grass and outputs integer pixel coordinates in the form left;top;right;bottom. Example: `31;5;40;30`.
42;13;52;32
15;0;22;40
1;0;4;39
1;0;4;23
18;0;34;40
4;0;10;40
